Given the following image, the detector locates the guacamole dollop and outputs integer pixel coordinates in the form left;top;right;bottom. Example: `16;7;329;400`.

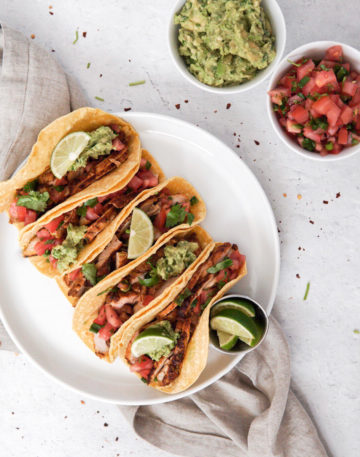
70;126;117;171
175;0;276;87
146;321;180;361
51;224;87;272
156;240;199;280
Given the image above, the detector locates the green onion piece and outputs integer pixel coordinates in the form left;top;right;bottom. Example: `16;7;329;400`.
89;323;103;333
303;282;310;300
73;30;79;45
95;96;104;102
287;59;301;67
207;258;233;274
129;80;146;87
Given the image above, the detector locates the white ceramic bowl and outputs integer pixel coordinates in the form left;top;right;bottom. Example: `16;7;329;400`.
267;40;360;161
168;0;286;94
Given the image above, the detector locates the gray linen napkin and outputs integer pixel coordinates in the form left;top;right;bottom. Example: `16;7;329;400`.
0;23;88;181
0;23;87;349
119;317;329;457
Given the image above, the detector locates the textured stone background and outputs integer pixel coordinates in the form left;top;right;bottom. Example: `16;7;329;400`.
0;1;359;456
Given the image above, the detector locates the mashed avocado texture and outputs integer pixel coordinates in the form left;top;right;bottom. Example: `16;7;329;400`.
146;321;180;361
156;240;199;280
70;126;117;171
51;224;87;271
175;0;276;87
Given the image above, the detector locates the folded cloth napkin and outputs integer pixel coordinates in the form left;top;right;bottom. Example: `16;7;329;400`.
0;23;88;181
119;317;328;457
0;23;87;349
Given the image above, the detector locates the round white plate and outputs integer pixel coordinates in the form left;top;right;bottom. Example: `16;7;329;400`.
0;112;280;405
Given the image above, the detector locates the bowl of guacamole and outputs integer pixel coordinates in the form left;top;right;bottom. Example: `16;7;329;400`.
168;0;286;94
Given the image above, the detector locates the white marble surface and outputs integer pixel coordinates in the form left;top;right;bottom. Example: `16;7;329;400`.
0;1;360;456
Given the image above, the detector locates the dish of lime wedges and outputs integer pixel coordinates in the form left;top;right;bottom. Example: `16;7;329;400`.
210;297;265;350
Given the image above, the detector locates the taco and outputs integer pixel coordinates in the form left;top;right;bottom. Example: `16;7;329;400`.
72;226;214;361
19;150;164;278
115;242;246;393
0;107;141;230
57;176;206;300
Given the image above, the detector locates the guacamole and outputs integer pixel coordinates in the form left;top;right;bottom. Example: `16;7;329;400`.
51;224;87;271
175;0;276;87
156;240;199;280
70;126;117;171
146;321;179;361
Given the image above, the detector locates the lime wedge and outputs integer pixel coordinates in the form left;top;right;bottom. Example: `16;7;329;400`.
131;326;174;358
50;131;90;178
211;298;255;318
210;309;259;343
127;208;154;259
217;331;238;351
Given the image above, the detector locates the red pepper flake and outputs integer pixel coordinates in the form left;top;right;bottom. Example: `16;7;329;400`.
323;200;328;204
309;220;314;224
226;103;231;109
175;104;180;110
82;32;87;38
236;145;240;148
123;107;132;112
336;192;341;198
296;274;300;279
214;110;218;113
104;423;108;427
184;100;189;103
30;34;35;39
49;5;53;8
80;400;85;405
115;437;119;442
298;247;301;251
49;11;54;15
283;193;287;198
99;74;103;78
254;140;260;145
51;49;55;52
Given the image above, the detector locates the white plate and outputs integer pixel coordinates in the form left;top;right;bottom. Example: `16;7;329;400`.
0;112;280;405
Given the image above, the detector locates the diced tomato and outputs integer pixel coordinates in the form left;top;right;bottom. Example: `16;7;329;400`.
279;74;296;91
68;267;81;282
268;87;290;105
112;137;125;151
49;255;57;268
109;123;121;134
34;240;55;256
94;305;107;326
302;77;317;96
93;202;104;216
315;70;337;89
342;79;358;97
330;143;342;154
97;195;109;203
286;119;302;134
319;59;336;69
330;94;345;109
138;369;151;379
36;228;52;240
140;157;147;168
137;170;159;189
86;206;99;221
338;128;348;145
327;105;341;127
44;215;64;234
142;295;155;308
290;105;309;123
303;127;323;143
154;208;167;232
24;209;37;226
130;356;153;373
127;175;143;192
9;202;27;222
297;59;315;81
54;177;67;186
340;105;354;124
105;304;123;328
98;322;115;341
349;88;360;107
327;125;338;136
312;96;341;126
325;45;343;62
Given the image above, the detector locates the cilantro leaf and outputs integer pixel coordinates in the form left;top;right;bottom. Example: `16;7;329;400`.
175;288;192;306
89;323;104;333
82;263;98;286
207;257;233;274
302;138;315;152
16;191;49;212
165;203;187;228
23;179;38;192
187;212;194;226
190;196;198;206
298;76;310;88
145;160;151;170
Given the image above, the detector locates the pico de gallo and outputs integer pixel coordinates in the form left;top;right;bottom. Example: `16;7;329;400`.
64;188;199;298
269;45;360;155
23;157;159;272
126;243;245;385
9;125;129;226
88;233;203;356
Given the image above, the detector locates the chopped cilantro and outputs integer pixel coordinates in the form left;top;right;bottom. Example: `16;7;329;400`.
298;76;310;88
165;203;187;228
87;62;91;69
190;299;197;308
175;288;191;306
23;179;38;193
319;64;330;71
201;296;213;310
145;160;151;170
207;257;233;274
302;138;315;152
89;323;103;333
140;377;148;383
187;212;195;226
16;191;49;212
190;196;198;206
53;185;64;192
325;142;334;151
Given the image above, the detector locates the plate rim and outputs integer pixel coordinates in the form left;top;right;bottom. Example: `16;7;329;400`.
0;111;280;405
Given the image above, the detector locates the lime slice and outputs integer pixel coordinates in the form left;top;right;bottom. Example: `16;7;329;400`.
127;208;154;259
50;131;90;178
217;331;238;351
210;309;259;343
211;298;255;318
131;326;174;358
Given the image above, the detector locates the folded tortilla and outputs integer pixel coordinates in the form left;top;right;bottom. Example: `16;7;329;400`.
72;226;214;362
19;149;165;279
0;107;141;231
114;242;247;394
56;175;206;294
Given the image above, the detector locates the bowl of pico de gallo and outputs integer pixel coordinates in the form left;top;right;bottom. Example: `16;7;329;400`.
267;41;360;161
